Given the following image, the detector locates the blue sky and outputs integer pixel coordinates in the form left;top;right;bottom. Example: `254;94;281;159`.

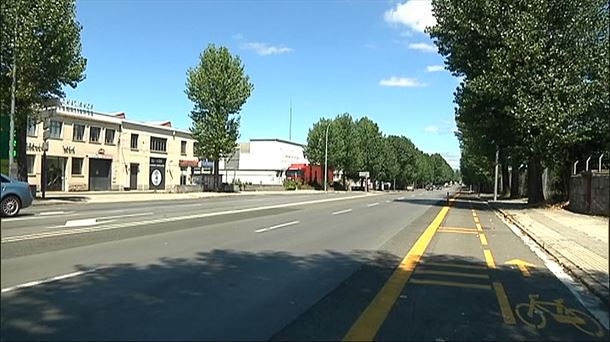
64;0;461;168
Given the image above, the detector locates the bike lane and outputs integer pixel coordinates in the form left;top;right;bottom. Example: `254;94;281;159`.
348;194;608;341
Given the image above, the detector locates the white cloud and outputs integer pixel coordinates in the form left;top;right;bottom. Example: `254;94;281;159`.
364;43;377;49
379;77;426;88
242;42;293;56
424;125;439;133
232;33;244;40
384;0;436;33
426;65;444;72
408;42;436;53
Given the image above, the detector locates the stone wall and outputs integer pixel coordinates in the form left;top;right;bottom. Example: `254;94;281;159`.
569;171;609;216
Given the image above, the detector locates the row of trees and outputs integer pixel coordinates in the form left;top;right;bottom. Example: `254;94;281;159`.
428;0;609;203
304;113;457;189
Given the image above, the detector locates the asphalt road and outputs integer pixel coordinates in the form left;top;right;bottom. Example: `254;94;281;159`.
1;189;608;341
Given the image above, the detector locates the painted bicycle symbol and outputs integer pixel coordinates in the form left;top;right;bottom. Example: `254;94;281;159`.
515;294;605;337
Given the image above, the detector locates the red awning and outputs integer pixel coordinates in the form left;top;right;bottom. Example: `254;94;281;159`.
179;159;199;167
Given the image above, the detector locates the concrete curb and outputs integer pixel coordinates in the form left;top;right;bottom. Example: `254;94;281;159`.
486;200;609;306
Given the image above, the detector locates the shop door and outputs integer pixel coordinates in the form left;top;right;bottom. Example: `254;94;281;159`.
130;163;139;190
47;156;67;191
149;158;166;190
89;159;112;191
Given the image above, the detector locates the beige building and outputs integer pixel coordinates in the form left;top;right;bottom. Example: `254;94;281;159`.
26;102;198;192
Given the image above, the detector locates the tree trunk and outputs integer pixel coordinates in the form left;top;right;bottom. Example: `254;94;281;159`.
510;158;520;199
527;157;544;204
501;161;510;198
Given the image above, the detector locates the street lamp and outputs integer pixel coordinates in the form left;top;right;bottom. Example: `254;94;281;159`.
324;121;332;192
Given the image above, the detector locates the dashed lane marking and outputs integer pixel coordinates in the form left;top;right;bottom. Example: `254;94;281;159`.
367;202;380;207
1;268;100;294
255;220;300;233
332;209;353;215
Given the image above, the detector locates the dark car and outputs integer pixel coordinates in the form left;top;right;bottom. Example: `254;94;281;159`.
1;173;34;217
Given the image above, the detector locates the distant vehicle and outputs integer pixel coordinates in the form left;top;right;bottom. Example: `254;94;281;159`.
1;173;34;217
406;185;414;191
286;163;334;186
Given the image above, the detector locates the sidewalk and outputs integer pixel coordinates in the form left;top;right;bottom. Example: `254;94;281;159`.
485;195;609;304
32;189;332;206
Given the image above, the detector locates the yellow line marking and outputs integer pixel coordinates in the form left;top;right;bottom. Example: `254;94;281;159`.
474;217;480;223
342;203;452;341
437;229;478;235
475;223;483;232
493;282;516;324
472;212;477;217
414;269;490;279
479;233;488;246
419;262;488;270
484;249;496;269
410;278;491;290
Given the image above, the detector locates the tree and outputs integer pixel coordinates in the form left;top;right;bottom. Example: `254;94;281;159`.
429;0;609;204
186;44;254;190
1;0;86;179
355;117;383;182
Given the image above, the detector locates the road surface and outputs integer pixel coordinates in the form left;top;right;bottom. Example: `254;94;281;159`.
1;189;607;340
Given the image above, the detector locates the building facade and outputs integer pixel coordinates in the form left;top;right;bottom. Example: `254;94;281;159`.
219;138;309;185
26;103;198;192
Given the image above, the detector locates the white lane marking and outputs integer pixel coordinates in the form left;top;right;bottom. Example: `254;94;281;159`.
385;200;390;203
255;220;300;233
411;194;416;197
64;218;97;227
95;212;154;220
39;211;68;216
367;202;380;207
332;209;353;215
397;197;405;200
1;213;78;222
1;194;374;243
1;268;99;294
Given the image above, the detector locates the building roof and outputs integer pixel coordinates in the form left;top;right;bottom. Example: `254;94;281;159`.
249;138;305;147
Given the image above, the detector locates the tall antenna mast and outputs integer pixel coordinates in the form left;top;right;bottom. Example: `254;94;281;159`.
289;98;293;141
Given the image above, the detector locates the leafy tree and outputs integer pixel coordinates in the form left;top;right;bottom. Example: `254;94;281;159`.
186;44;253;190
1;0;86;179
355;117;383;182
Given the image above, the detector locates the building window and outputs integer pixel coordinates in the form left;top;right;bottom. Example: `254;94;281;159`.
72;157;83;175
49;120;62;139
105;129;115;144
27;119;37;137
130;134;138;149
89;127;101;143
73;124;85;141
27;155;35;174
150;137;167;153
181;141;187;155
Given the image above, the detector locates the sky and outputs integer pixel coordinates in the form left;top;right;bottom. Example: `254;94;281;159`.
64;0;461;169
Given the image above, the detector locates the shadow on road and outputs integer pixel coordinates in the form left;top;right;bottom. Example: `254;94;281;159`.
1;248;608;341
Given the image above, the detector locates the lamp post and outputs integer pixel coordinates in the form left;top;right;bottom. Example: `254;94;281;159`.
324;121;332;192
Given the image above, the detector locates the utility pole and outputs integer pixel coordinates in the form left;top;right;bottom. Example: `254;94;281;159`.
289;99;292;141
494;146;499;201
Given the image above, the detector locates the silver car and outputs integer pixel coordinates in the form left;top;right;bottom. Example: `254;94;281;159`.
1;173;34;217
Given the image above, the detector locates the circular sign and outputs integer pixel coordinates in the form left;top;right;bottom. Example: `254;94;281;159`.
151;169;162;186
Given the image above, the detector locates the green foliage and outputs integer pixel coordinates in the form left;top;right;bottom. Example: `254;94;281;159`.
283;179;298;191
1;0;86;179
186;44;254;179
429;0;609;201
305;114;456;189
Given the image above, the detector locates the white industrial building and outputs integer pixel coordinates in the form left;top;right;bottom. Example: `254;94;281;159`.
219;138;308;185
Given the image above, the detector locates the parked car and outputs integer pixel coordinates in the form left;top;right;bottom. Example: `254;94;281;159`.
1;173;34;217
406;185;414;191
